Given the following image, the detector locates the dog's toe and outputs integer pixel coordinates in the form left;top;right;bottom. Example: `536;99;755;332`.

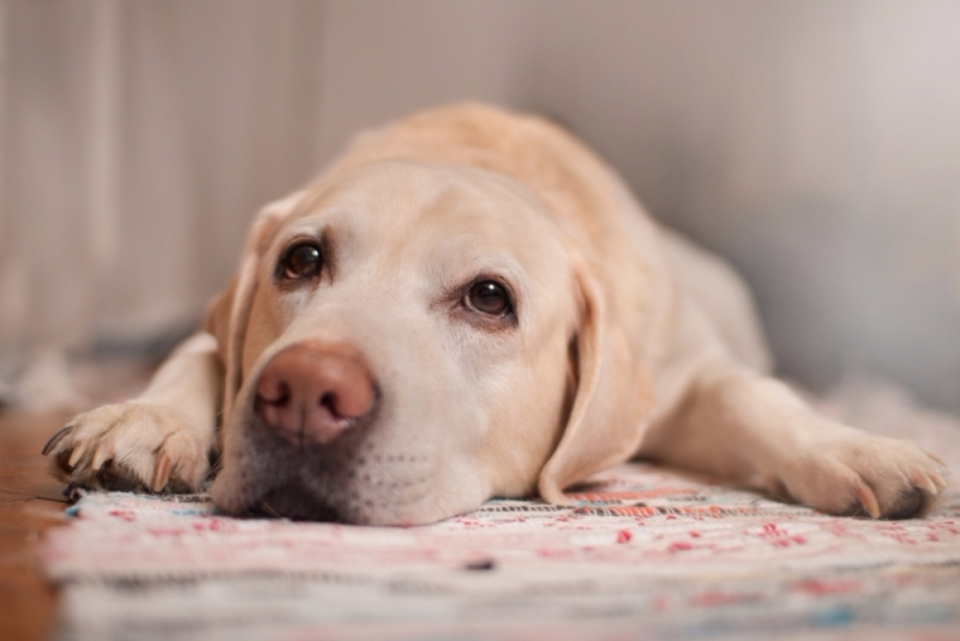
883;485;942;520
783;430;947;519
883;487;923;520
43;401;213;494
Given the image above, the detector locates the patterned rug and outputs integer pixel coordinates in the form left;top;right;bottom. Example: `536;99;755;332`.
41;380;960;640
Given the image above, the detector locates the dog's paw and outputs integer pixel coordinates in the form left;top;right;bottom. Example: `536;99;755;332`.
43;402;214;493
783;430;947;519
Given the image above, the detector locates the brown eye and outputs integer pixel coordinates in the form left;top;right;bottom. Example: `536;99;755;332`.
280;242;322;280
466;280;512;316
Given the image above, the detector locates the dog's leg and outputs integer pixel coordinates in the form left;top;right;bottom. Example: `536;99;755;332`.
640;366;948;518
44;333;222;493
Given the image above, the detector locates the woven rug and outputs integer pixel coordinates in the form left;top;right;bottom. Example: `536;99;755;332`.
41;380;960;640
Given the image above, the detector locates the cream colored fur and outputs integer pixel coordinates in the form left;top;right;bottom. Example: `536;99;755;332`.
46;104;946;524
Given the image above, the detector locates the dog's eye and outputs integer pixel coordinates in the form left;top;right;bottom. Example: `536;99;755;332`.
280;242;322;280
465;280;512;316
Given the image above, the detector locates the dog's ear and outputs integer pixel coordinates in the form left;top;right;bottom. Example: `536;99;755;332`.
204;192;304;419
537;261;653;504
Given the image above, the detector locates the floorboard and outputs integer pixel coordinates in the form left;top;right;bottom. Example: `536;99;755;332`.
0;412;72;641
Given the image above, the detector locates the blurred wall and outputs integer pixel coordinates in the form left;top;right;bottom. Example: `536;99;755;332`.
0;0;325;357
1;0;959;411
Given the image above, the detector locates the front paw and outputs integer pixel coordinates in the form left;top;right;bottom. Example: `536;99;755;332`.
784;431;947;519
43;402;214;493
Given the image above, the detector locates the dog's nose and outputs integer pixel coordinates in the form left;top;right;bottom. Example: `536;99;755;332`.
255;342;376;445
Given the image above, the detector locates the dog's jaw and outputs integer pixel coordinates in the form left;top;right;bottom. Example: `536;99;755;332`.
210;380;492;525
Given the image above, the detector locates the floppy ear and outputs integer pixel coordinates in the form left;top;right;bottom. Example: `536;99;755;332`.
204;194;302;421
537;262;653;504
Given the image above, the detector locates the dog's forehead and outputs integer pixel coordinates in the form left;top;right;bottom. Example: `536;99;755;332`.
284;161;569;275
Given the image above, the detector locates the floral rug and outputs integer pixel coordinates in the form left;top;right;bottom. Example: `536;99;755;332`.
42;381;960;640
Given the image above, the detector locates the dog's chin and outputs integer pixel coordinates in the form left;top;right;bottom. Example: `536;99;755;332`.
213;468;428;525
247;482;343;522
209;407;489;525
216;482;451;525
212;473;479;525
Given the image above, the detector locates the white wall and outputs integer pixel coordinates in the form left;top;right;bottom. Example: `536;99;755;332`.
0;0;325;357
316;0;960;411
2;0;959;411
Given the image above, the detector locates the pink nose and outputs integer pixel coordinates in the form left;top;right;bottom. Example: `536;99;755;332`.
255;341;376;445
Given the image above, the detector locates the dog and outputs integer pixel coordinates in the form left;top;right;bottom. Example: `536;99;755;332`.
44;104;946;525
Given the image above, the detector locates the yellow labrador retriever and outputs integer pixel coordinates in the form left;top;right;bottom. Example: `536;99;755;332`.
44;104;946;525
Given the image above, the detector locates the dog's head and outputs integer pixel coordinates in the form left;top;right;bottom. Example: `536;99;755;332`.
206;160;650;524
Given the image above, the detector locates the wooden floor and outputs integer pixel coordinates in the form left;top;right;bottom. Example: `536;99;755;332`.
0;411;72;641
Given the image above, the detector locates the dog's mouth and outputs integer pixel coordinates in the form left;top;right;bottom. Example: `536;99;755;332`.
211;404;441;524
247;482;343;522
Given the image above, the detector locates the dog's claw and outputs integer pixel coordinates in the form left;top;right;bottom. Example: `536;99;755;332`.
913;474;936;495
42;425;74;456
152;452;173;492
855;480;882;519
67;440;90;469
91;443;113;471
